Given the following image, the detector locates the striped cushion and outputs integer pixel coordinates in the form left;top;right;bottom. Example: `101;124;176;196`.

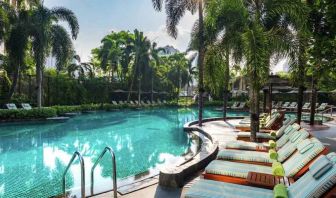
217;150;273;163
276;126;297;148
237;131;275;140
184;179;273;198
277;130;310;162
275;119;296;137
205;160;272;178
225;141;261;150
283;138;325;177
288;156;336;198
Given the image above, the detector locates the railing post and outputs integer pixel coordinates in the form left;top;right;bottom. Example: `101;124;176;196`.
62;151;85;198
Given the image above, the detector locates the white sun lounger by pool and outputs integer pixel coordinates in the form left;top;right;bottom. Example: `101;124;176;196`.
5;103;17;110
112;101;118;105
21;103;32;110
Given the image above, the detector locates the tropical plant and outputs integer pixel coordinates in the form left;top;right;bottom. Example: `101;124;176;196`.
68;55;95;79
152;0;206;126
130;29;150;104
206;0;306;141
149;42;163;102
30;5;79;107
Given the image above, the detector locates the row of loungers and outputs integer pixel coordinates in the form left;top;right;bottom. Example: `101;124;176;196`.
184;116;336;198
4;103;32;110
273;101;329;112
111;99;167;106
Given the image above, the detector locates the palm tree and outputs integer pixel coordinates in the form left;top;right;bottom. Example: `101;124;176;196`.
149;42;163;102
30;5;79;107
68;55;95;79
152;0;206;126
129;29;150;105
206;0;306;141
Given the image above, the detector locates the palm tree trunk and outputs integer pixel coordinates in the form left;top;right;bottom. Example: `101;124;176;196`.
250;87;259;142
138;77;141;105
36;65;43;107
223;49;230;120
309;74;317;125
197;0;205;126
127;69;136;102
6;64;20;101
297;36;305;124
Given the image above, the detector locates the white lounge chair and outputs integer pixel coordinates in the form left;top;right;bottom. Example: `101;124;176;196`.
112;101;118;105
5;103;17;110
21;103;32;110
316;103;328;111
282;102;290;108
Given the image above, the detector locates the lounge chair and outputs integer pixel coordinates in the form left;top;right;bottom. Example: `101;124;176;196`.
21;103;32;110
203;138;328;184
228;122;300;151
157;99;162;105
238;110;279;125
235;111;285;131
316;103;328;111
112;101;118;105
287;102;297;111
146;100;152;105
273;101;283;109
129;101;135;105
219;129;310;164
151;100;157;105
236;120;299;142
302;102;311;110
229;102;239;109
233;102;246;110
118;101;124;105
141;100;148;106
162;100;167;104
5;103;17;110
185;152;336;198
282;102;290;108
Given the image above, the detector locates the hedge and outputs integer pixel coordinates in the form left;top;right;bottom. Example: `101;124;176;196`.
0;107;57;120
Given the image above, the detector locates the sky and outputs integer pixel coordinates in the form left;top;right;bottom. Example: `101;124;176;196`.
44;0;198;63
44;0;288;72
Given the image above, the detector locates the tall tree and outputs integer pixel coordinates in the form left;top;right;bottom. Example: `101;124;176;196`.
30;5;79;107
149;42;163;102
152;0;206;126
206;0;306;141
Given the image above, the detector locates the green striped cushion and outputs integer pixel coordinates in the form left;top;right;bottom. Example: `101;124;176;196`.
225;141;261;150
277;130;309;162
217;150;273;163
185;179;273;198
205;160;272;178
288;155;336;198
283;138;325;177
276;126;297;148
237;131;275;140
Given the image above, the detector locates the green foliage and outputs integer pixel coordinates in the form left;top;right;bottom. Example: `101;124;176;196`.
0;107;57;120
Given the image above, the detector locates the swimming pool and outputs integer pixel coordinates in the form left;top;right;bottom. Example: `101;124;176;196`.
0;107;247;198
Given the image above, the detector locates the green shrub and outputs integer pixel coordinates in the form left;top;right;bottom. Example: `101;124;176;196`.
0;107;57;120
52;105;81;115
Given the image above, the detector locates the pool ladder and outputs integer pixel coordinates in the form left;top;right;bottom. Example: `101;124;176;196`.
62;147;118;198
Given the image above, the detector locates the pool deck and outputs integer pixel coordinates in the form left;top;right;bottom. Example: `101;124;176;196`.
93;116;336;198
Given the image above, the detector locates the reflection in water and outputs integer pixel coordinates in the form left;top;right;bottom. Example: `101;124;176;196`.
0;107;241;197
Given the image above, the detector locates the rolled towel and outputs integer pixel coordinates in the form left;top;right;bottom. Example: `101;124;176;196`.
272;161;285;176
269;140;277;149
273;184;288;198
269;149;278;160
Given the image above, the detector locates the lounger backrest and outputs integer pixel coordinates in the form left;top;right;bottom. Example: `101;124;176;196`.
112;101;118;105
288;153;336;198
282;102;290;107
283;138;325;177
275;119;295;138
277;130;310;162
5;103;17;110
276;125;298;148
265;113;280;128
21;103;32;110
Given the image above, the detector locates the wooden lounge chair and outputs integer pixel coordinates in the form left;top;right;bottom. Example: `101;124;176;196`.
235;111;285;132
236;120;299;142
302;102;311;110
185;152;336;198
282;102;290;109
273;101;283;109
5;103;17;110
287;102;297;111
316;103;328;112
21;103;32;110
219;130;310;164
203;138;328;185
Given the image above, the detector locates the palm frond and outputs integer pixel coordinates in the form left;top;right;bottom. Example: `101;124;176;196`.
51;7;79;39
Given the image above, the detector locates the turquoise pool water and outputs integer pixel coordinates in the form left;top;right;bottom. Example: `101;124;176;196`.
0;107;246;198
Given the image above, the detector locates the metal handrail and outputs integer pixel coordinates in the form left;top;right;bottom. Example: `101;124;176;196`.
62;151;85;198
319;106;335;124
91;147;117;198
